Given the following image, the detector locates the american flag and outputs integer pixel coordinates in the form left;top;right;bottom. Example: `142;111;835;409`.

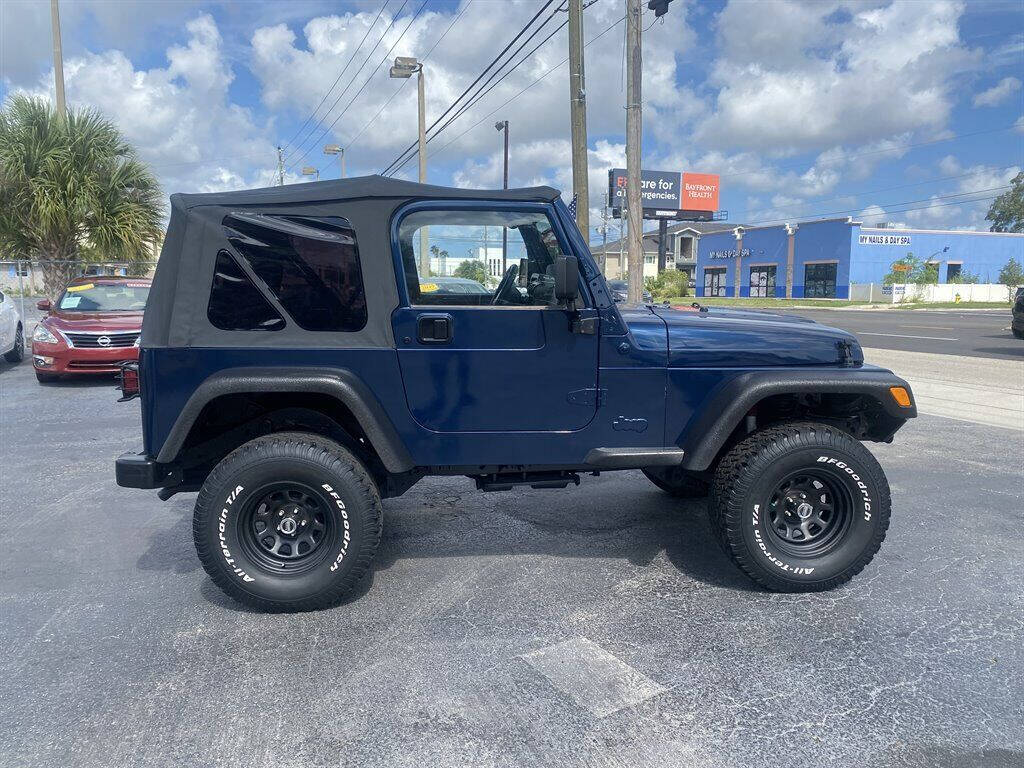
567;194;578;220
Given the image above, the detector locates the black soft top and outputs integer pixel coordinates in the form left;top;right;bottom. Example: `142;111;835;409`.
143;175;560;349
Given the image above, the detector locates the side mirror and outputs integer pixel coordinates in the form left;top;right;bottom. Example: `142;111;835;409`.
37;299;51;311
554;255;580;306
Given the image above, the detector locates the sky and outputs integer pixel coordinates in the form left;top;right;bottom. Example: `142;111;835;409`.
2;0;1022;237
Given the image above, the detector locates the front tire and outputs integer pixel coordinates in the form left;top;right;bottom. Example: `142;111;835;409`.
4;324;24;363
193;432;382;611
710;422;891;592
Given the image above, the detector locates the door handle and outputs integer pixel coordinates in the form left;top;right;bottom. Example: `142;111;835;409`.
416;313;452;343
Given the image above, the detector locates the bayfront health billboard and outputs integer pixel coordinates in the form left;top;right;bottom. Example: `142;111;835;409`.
608;169;720;220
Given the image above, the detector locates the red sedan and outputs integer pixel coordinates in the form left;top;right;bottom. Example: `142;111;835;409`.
32;276;150;382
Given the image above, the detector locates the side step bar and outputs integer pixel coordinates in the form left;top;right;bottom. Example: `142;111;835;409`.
584;447;685;470
474;471;582;492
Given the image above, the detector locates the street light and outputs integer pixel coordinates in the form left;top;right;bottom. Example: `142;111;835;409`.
495;120;509;273
390;56;429;276
301;166;319;182
323;145;345;178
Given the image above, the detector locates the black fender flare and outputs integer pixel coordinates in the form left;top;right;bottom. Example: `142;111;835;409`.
678;368;916;471
155;367;415;473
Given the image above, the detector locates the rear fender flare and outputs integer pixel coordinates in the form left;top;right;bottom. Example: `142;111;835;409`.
155;367;414;473
678;368;915;471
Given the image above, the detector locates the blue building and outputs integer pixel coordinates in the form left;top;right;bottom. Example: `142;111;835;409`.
694;218;1024;299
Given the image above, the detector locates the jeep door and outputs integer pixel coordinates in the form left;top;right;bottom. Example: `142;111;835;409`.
391;203;599;433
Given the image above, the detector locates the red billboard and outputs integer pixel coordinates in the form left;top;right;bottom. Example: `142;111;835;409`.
608;169;721;220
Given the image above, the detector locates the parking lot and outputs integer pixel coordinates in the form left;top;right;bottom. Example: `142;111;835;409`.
1;315;1022;768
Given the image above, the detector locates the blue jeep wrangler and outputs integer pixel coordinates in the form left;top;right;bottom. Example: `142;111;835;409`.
116;176;916;611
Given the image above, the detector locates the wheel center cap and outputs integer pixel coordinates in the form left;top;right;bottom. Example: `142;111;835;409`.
796;502;814;520
278;516;298;535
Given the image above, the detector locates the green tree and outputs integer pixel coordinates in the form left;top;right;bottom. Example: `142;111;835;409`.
986;172;1024;233
644;269;690;299
453;259;489;285
997;257;1024;301
947;269;979;285
0;95;163;297
882;254;938;285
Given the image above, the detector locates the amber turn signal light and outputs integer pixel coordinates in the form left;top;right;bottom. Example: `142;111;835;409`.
889;386;912;408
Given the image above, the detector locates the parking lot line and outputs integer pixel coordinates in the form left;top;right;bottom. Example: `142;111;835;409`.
857;331;959;341
521;637;667;718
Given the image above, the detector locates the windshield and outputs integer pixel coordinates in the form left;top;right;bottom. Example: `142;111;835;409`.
57;282;150;312
608;280;628;291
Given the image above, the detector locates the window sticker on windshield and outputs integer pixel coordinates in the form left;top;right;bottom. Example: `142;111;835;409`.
67;283;94;292
420;283;439;293
62;296;82;308
126;282;149;288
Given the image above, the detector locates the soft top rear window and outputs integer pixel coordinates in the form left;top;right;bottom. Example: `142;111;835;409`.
222;213;367;332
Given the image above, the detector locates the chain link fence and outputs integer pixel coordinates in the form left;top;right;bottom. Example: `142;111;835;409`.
0;259;159;327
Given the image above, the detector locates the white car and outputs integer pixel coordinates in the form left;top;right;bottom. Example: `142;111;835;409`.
0;289;26;364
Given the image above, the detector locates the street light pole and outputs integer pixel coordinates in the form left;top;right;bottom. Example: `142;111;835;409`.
391;56;430;276
324;144;345;178
50;0;66;115
495;120;509;274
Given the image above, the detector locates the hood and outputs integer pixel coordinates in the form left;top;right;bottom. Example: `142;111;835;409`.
45;311;145;333
643;304;863;368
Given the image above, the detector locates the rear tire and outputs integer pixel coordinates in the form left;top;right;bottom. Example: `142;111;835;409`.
1013;327;1024;340
4;325;24;363
709;422;890;592
193;432;382;612
642;465;709;498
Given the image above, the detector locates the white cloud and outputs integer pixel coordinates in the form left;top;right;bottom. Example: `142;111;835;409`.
19;14;275;196
248;1;696;209
973;76;1022;107
699;1;976;153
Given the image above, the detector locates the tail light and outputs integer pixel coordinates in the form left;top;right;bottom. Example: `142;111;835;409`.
118;361;140;402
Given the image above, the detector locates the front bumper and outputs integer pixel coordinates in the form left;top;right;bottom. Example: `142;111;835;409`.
115;452;180;489
33;340;139;375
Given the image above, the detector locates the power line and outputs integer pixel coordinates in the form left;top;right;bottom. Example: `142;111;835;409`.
714;125;1019;183
738;186;1010;229
280;1;390;156
288;0;429;174
731;169;1020;220
426;13;627;163
285;0;412;167
346;0;474;153
380;0;562;176
386;9;572;177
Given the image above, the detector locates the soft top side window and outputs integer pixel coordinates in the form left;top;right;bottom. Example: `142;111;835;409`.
397;208;571;308
207;250;285;331
221;214;367;332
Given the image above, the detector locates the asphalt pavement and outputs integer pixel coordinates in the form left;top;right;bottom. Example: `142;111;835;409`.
1;354;1021;767
792;308;1022;360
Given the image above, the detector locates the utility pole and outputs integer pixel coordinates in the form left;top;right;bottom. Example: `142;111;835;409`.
276;146;285;185
496;120;510;273
625;0;644;303
568;0;590;245
50;0;66;114
599;192;609;273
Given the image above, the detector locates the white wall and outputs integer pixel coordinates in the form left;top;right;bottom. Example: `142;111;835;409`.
849;283;1016;303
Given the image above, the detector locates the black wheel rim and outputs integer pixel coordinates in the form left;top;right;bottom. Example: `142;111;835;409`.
764;469;853;558
237;483;335;574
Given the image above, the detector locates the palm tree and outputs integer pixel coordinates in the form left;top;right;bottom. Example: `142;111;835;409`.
0;95;163;298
